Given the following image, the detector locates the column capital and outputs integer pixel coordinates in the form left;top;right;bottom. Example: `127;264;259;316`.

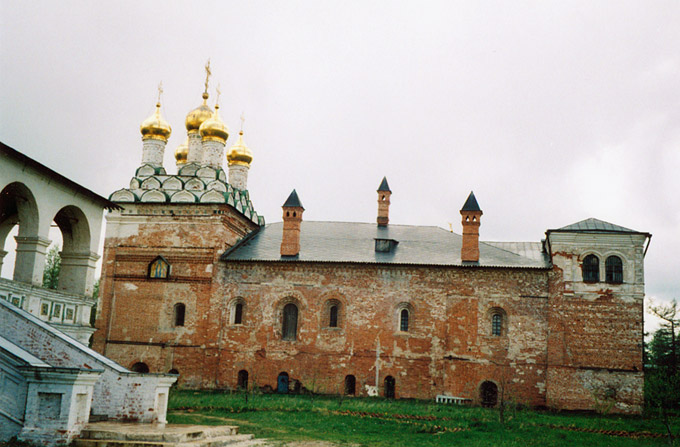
14;236;51;250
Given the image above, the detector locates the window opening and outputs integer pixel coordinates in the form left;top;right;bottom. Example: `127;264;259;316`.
345;375;356;395
400;308;409;332
238;370;249;390
480;381;498;407
605;256;623;284
234;302;243;324
384;376;395;398
174;303;186;327
492;313;502;336
282;303;298;340
329;305;338;327
582;254;599;282
131;362;150;373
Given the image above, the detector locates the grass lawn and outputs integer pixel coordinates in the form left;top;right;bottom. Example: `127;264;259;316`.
167;390;677;446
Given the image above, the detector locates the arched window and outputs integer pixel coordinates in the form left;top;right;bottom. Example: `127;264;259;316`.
237;370;249;390
344;375;356;395
173;303;185;327
149;256;170;279
131;362;149;373
400;308;409;332
324;299;342;328
605;256;623;284
384;376;395;398
480;381;498;407
282;303;298;341
491;313;502;336
230;298;246;325
234;302;243;324
168;368;179;375
582;254;599;282
329;305;338;327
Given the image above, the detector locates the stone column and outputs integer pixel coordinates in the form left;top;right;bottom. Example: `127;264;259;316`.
13;236;51;285
0;249;7;275
59;251;100;297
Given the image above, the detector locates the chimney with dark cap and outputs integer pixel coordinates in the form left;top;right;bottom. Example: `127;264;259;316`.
460;191;483;263
377;177;391;227
281;189;304;257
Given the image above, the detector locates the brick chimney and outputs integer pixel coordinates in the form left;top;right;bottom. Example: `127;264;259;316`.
281;189;304;257
377;177;391;227
460;191;483;263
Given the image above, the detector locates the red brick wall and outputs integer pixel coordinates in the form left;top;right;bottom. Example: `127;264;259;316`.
93;206;644;413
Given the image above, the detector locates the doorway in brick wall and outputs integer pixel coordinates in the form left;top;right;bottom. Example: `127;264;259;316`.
277;372;289;393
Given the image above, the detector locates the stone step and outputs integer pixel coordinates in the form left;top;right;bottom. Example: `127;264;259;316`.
74;433;255;447
80;424;239;442
226;439;269;447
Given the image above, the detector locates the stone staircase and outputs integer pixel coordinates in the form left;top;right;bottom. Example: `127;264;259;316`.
73;422;269;447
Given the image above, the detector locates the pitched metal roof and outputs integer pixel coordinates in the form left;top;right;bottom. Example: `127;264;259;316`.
549;218;646;234
282;189;304;208
377;177;391;192
461;191;481;211
222;221;549;268
1;141;121;210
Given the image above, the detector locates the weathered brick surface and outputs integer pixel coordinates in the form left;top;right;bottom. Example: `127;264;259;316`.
94;203;646;414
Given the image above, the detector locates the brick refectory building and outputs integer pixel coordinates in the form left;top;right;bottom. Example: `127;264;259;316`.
93;80;650;414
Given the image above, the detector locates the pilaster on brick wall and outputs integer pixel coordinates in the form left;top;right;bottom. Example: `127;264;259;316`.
460;191;482;263
281;190;304;257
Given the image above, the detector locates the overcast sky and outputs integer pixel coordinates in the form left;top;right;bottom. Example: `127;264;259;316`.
1;1;679;333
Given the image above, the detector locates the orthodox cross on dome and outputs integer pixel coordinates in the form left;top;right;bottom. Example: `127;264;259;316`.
156;81;163;105
203;59;212;95
216;84;221;107
240;112;245;132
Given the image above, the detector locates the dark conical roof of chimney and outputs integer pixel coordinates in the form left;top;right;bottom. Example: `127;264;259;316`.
461;191;481;212
283;189;304;209
377;177;391;192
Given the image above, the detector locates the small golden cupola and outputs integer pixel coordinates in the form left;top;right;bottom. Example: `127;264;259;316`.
174;138;189;165
199;103;229;143
227;130;253;167
140;102;172;142
185;92;213;133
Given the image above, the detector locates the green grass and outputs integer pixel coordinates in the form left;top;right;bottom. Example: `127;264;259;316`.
167;390;678;446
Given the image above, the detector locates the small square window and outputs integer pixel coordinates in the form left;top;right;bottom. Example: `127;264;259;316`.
52;304;62;318
40;303;49;316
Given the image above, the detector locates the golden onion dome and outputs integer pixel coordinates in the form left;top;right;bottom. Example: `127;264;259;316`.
140;103;172;142
185;92;213;132
227;130;253;167
175;138;188;165
199;104;229;144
